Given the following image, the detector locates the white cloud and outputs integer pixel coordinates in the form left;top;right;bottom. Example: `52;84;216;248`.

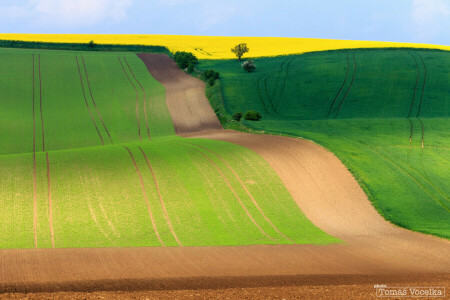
0;0;132;28
411;0;450;42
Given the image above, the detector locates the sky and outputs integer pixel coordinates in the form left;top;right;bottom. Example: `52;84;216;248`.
0;0;449;45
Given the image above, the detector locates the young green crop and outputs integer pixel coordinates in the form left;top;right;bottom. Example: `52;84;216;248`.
0;48;337;248
199;49;450;238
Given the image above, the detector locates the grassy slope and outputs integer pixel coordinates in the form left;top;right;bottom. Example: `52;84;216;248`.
0;48;337;248
199;49;450;238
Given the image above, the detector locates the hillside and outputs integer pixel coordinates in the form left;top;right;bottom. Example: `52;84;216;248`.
0;47;338;248
199;48;450;238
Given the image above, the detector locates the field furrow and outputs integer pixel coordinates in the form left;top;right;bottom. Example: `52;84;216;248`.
328;53;350;118
123;146;164;246
81;55;113;144
75;55;104;145
334;53;356;119
138;146;181;246
125;57;151;140
118;57;141;141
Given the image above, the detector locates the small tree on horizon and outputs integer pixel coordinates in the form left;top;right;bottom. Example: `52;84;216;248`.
231;43;249;61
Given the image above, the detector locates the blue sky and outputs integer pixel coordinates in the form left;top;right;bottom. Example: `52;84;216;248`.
0;0;449;45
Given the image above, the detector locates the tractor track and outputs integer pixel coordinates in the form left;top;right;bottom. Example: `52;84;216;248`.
177;143;275;242
118;57;141;141
334;53;356;119
46;152;55;248
124;146;165;246
75;55;104;146
327;54;350;118
124;57;151;140
416;54;427;148
181;141;295;244
81;56;113;144
137;146;181;246
407;53;420;119
32;54;37;249
416;54;427;118
38;55;45;152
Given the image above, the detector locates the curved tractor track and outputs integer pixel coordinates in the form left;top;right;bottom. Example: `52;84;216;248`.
1;53;448;293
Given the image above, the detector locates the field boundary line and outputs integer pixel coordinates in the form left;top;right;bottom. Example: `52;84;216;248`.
81;55;113;144
118;57;141;141
123;146;165;246
125;57;151;140
138;146;182;246
177;142;275;242
182;141;295;244
32;54;37;249
328;54;350;118
46;152;55;248
334;53;356;119
75;55;104;145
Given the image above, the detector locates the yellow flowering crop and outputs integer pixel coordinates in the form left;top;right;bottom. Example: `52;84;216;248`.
1;34;449;59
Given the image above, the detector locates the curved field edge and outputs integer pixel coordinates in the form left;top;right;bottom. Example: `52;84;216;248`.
199;48;450;239
1;34;449;59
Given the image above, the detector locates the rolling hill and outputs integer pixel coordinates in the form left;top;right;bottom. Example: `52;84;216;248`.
0;47;338;249
199;48;450;238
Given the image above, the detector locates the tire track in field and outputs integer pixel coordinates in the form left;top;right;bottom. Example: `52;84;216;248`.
419;118;425;149
273;57;296;112
38;55;45;152
416;54;427;118
177;143;275;242
46;153;55;248
137;146;182;246
327;54;350;118
407;53;420;119
409;119;413;144
118;57;141;141
336;132;449;212
32;54;38;249
416;54;427;148
334;53;356;119
75;55;104;145
81;55;113;144
123;146;165;246
181;141;295;244
124;57;151;140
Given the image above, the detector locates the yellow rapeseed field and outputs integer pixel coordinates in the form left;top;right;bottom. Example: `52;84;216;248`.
1;34;449;59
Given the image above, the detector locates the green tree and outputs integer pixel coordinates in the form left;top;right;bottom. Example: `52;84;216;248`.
231;43;249;61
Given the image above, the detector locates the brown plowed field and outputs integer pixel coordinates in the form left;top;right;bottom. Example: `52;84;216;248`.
137;53;222;134
2;53;448;298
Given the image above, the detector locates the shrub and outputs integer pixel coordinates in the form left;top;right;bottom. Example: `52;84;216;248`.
244;110;262;121
88;40;96;48
242;60;256;73
187;63;195;74
174;51;198;69
207;77;216;87
203;69;220;81
233;112;243;121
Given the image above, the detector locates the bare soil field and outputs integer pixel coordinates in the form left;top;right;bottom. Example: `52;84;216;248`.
1;53;448;298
